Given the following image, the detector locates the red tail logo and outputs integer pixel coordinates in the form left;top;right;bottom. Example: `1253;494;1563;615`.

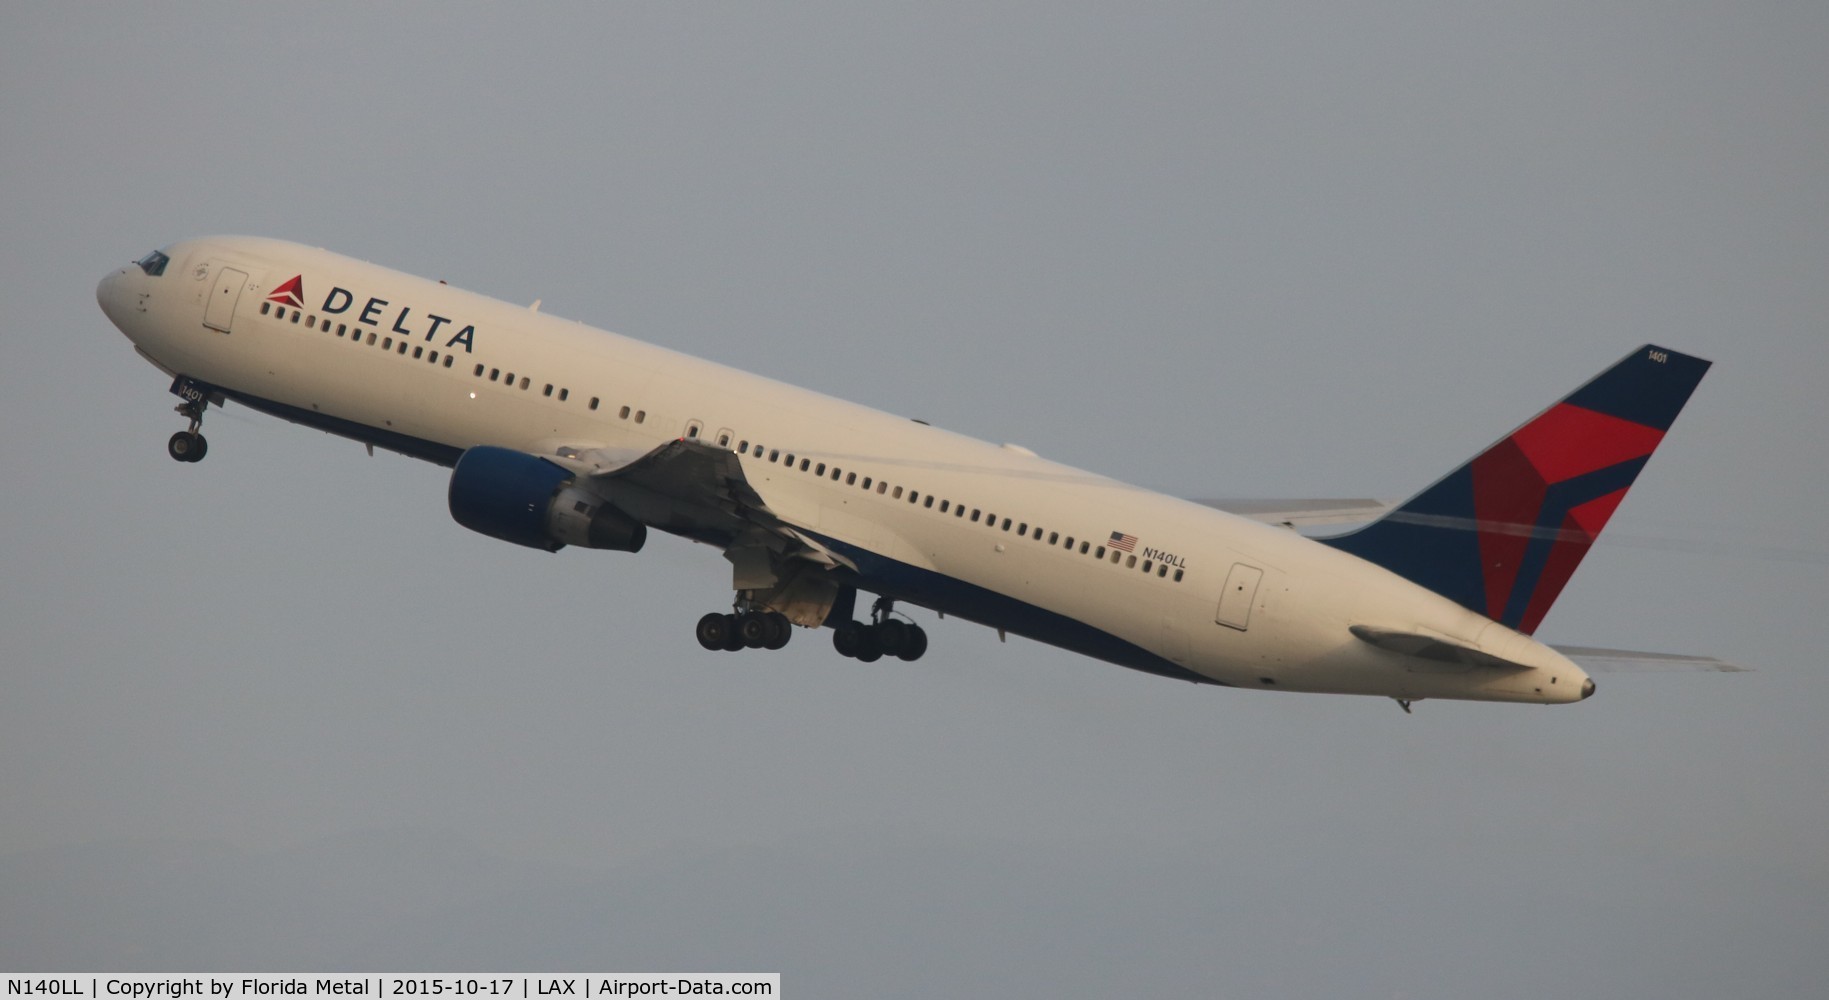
267;275;305;307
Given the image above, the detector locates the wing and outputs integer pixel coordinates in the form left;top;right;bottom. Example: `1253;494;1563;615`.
537;435;857;617
1552;645;1749;673
1190;498;1395;529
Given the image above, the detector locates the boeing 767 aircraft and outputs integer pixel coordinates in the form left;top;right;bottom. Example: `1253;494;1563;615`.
98;238;1733;708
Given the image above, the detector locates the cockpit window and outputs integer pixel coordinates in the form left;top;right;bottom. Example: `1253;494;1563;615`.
136;250;169;276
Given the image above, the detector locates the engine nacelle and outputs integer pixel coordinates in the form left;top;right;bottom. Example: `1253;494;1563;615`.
447;446;646;553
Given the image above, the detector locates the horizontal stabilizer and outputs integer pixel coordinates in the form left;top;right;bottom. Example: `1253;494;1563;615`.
1192;498;1395;529
1350;625;1532;672
1552;645;1748;673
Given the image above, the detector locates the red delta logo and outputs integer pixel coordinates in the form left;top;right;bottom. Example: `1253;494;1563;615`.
266;275;306;307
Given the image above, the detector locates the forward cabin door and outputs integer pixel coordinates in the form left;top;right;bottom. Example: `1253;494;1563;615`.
1215;562;1263;631
203;266;247;333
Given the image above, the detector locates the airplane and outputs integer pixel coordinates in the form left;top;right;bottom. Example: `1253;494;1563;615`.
96;237;1738;709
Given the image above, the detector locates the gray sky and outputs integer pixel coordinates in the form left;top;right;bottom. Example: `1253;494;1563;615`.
4;3;1826;996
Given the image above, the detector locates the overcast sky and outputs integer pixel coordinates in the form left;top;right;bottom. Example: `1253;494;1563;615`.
3;3;1826;996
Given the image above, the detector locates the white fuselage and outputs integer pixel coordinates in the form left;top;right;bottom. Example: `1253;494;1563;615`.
97;237;1590;704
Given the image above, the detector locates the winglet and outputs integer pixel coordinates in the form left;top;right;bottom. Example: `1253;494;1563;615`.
1324;346;1711;634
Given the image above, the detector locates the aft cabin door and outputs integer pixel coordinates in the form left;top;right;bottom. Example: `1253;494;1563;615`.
1215;562;1263;631
204;266;247;333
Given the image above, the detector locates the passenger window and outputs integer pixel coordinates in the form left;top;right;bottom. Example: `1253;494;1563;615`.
544;384;554;397
339;323;348;336
383;337;393;349
846;473;857;486
429;351;439;363
861;477;872;489
367;333;377;345
718;433;729;446
635;410;645;423
1048;532;1059;545
505;371;515;383
474;364;485;376
620;406;631;419
924;496;935;508
769;450;780;462
1158;565;1169;577
490;369;500;381
292;312;302;325
414;346;424;359
955;505;965;518
876;482;887;494
1142;559;1153;573
260;302;271;316
1018;523;1027;535
737;439;748;451
591;398;601;410
800;459;810;471
1173;569;1184;582
909;491;919;504
816;463;826;476
893;486;903;499
939;500;949;513
782;452;792;464
1079;541;1090;554
519;377;529;389
398;342;408;354
830;468;841;481
970;510;981;522
443;356;453;368
1126;555;1137;568
308;315;317;326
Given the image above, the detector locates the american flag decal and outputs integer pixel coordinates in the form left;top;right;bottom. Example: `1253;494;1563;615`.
1108;531;1137;553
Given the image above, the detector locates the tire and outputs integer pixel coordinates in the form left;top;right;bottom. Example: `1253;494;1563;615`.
738;611;772;649
764;612;792;650
833;621;865;658
896;624;928;662
721;613;746;651
696;612;729;651
873;619;909;656
853;630;883;663
168;431;205;463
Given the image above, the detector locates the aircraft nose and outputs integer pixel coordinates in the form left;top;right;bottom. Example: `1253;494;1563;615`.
96;268;130;327
1581;677;1597;700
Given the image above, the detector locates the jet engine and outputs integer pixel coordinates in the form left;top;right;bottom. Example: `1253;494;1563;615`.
447;446;646;553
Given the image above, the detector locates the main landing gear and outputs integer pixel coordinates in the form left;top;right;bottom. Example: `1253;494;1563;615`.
832;597;928;663
167;387;210;463
696;609;793;652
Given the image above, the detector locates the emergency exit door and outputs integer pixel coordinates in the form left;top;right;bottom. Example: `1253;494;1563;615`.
203;266;247;332
1215;562;1263;631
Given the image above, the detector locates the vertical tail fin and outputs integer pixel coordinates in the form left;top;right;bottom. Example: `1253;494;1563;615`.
1323;345;1711;634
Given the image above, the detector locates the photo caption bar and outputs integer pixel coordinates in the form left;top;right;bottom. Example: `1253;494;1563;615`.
4;977;778;999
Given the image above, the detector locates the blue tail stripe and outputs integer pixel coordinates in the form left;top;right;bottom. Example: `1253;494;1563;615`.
1497;456;1651;627
1566;346;1712;430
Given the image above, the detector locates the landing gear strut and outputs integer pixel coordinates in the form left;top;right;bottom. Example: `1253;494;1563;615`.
832;597;928;663
167;379;212;463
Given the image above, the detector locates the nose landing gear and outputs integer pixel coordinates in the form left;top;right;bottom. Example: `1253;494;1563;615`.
166;377;216;463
